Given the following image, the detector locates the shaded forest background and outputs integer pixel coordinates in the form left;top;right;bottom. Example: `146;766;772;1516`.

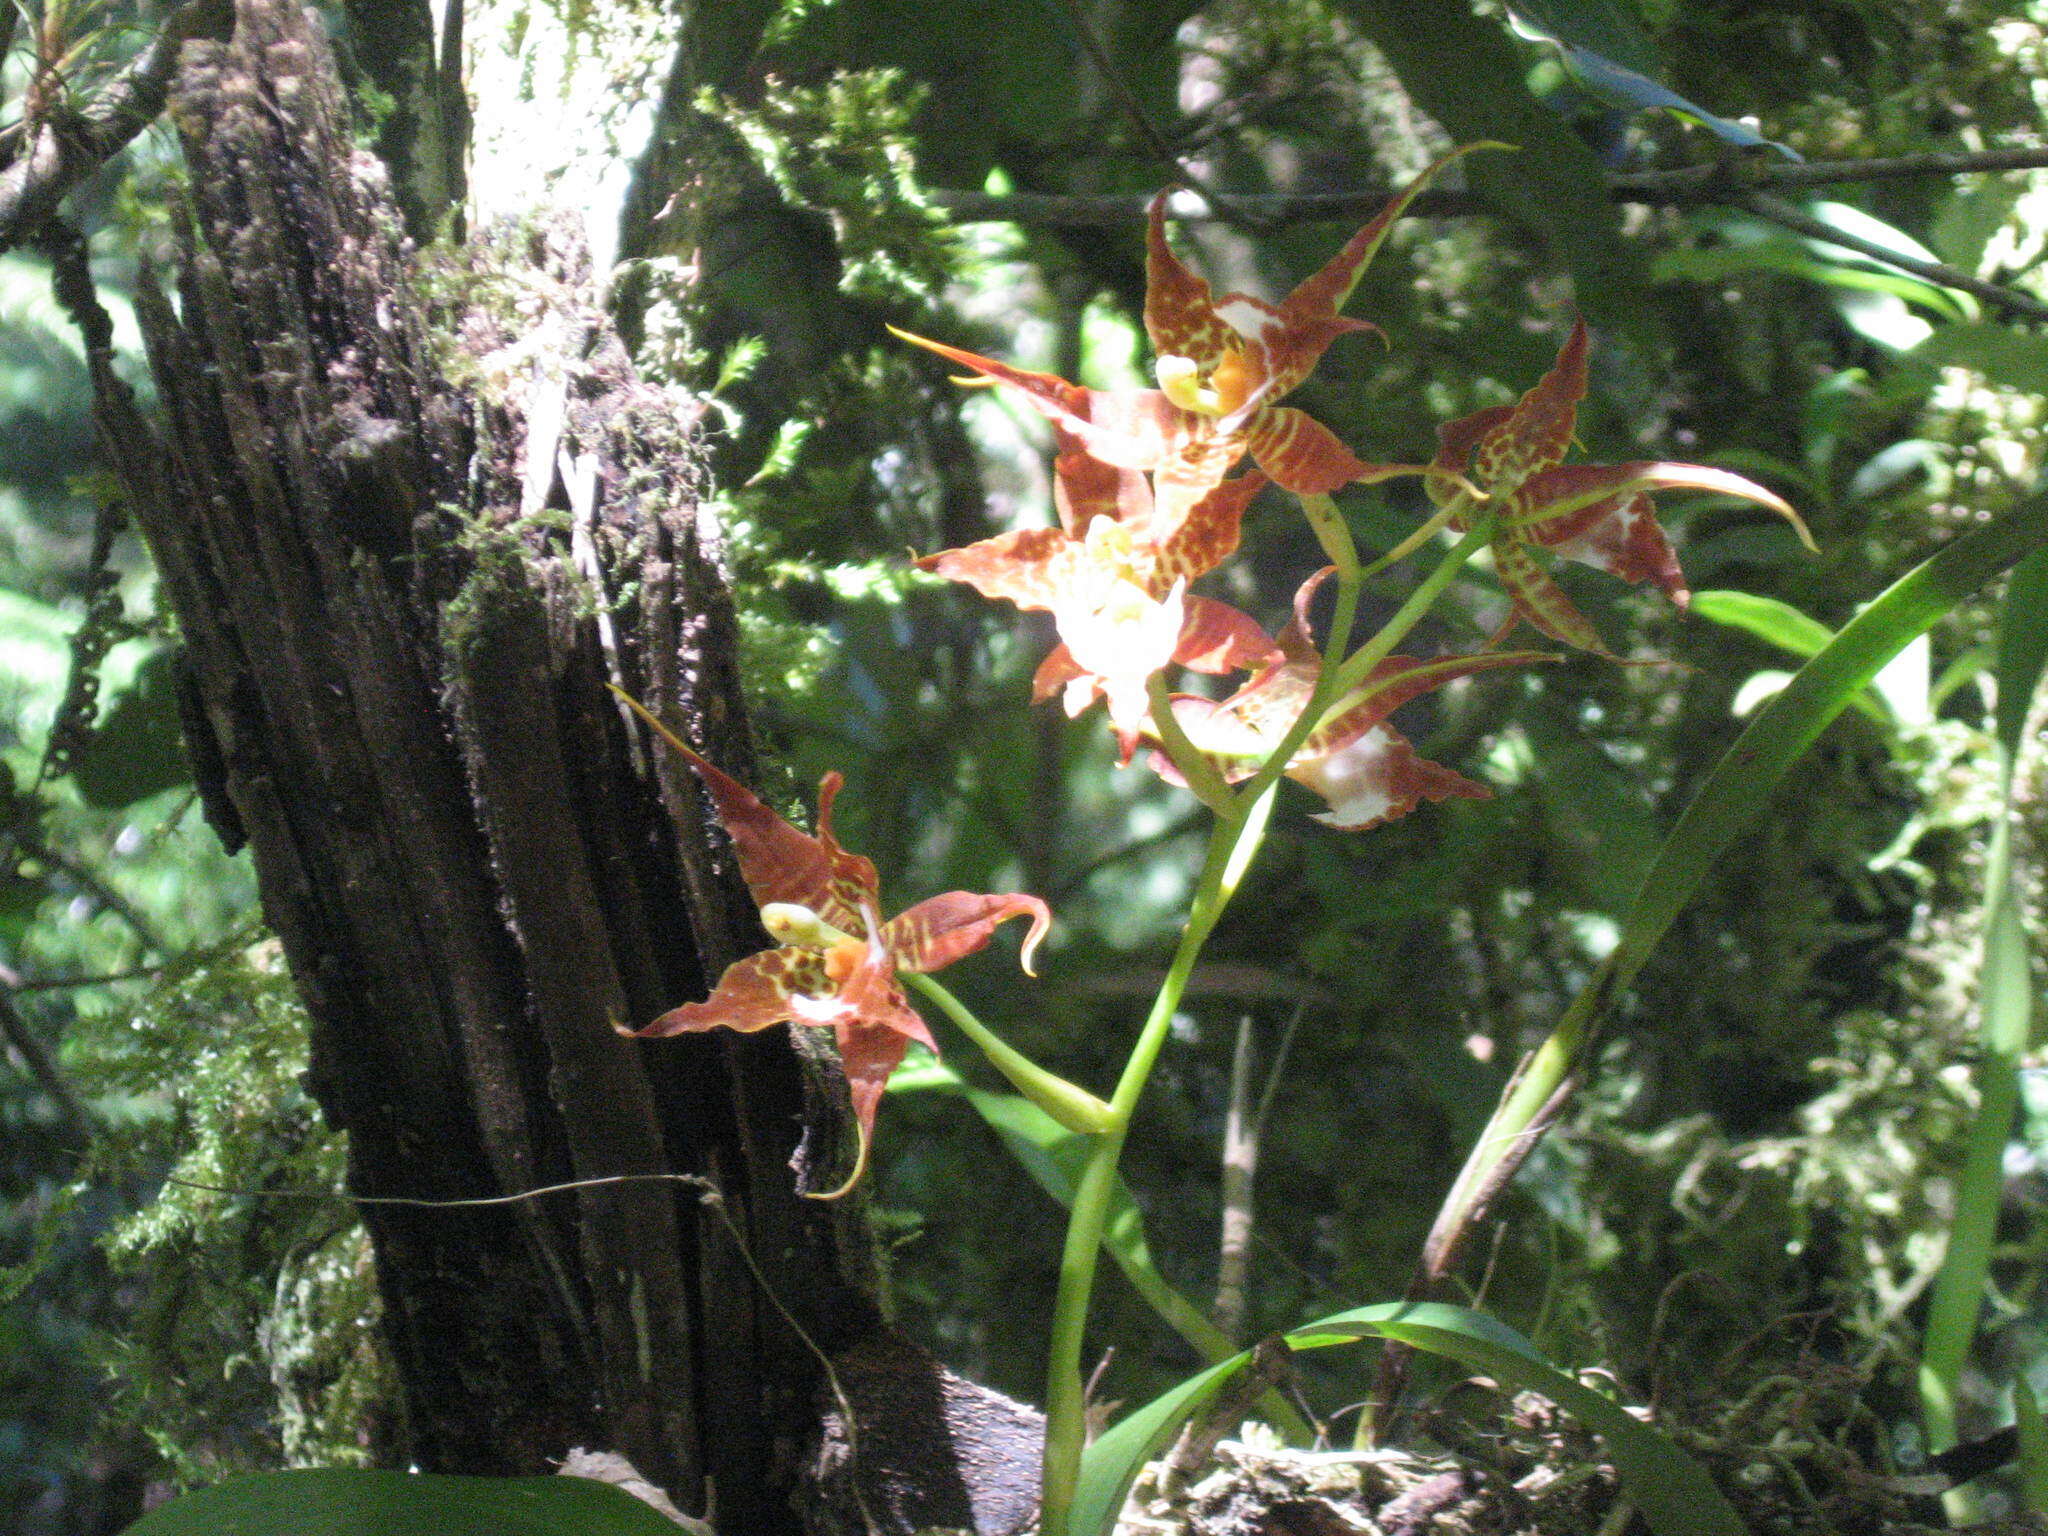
3;0;2047;1530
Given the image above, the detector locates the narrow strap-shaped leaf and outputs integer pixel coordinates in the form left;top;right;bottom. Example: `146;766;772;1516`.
1612;506;2047;986
1993;545;2048;764
1919;543;2048;1451
1435;504;2048;1271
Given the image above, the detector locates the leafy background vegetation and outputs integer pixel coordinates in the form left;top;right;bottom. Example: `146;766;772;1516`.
4;0;2046;1530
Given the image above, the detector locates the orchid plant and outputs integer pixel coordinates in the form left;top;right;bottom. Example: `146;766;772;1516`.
622;148;1808;1535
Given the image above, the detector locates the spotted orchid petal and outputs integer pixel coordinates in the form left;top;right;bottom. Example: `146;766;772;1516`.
1242;405;1375;494
1052;424;1147;536
615;698;1050;1197
637;732;877;938
1473;319;1590;487
1146;146;1491;405
1491;541;1613;655
639;946;849;1037
1426;321;1804;653
1175;595;1282;675
1146;573;1549;828
917;526;1076;612
1150;464;1267;581
1509;462;1808;549
886;892;1053;976
1294;727;1491;831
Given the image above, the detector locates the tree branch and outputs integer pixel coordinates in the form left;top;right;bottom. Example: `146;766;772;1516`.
1738;188;2048;324
0;968;94;1142
0;0;233;254
923;146;2048;228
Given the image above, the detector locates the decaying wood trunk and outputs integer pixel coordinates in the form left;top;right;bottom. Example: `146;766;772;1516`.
60;0;1040;1529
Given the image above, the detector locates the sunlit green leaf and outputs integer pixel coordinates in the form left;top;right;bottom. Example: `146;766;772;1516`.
1508;7;1797;158
1691;591;1891;726
1690;590;1836;661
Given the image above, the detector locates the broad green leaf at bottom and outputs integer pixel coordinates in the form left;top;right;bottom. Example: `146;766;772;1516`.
121;1470;693;1536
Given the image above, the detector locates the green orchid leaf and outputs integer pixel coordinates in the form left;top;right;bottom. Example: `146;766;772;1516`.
1614;509;2046;985
120;1470;692;1536
1441;504;2048;1252
1074;1301;1746;1536
1690;591;1893;726
1993;546;2048;763
1689;590;1837;660
1920;546;2048;1451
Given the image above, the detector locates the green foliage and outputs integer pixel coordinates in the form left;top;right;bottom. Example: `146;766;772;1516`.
12;0;2048;1526
705;69;958;302
891;1055;1239;1368
77;944;388;1482
1077;1301;1746;1536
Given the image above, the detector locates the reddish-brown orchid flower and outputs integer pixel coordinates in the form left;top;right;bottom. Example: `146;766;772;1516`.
917;445;1276;758
618;706;1050;1198
898;150;1483;756
1423;320;1811;655
894;151;1468;520
1152;571;1551;830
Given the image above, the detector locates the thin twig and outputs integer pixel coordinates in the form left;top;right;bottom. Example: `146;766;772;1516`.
0;978;93;1141
1051;0;1247;222
1738;188;2048;323
923;146;2048;229
1213;997;1308;1346
2;965;160;992
1214;1014;1257;1345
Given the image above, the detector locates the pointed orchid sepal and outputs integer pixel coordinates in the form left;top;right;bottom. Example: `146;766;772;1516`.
610;687;1057;1198
1426;319;1807;654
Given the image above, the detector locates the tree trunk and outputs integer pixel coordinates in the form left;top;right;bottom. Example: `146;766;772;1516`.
59;0;1039;1529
